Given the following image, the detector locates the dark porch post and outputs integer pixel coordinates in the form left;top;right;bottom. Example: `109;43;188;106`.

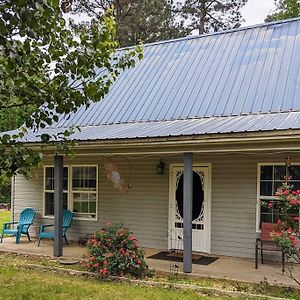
183;152;193;273
54;155;64;257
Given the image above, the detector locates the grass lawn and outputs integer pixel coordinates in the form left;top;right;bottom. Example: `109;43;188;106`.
0;210;10;231
0;264;234;300
0;254;299;300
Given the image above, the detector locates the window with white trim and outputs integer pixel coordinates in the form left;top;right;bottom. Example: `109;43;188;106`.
44;167;69;216
257;164;300;230
72;166;97;218
44;165;98;219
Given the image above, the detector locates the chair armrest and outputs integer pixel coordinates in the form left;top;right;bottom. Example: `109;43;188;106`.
3;221;18;229
39;224;54;232
18;222;33;228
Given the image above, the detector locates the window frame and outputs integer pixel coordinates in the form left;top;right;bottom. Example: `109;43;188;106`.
43;164;98;221
256;163;300;232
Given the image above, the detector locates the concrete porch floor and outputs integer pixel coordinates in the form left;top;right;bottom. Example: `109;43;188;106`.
0;237;299;287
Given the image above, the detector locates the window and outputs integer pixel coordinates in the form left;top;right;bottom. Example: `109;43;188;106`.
72;166;97;219
257;164;300;231
44;165;98;220
44;167;69;216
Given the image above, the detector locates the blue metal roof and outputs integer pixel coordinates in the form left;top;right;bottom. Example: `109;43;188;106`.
52;17;300;129
18;112;300;143
10;18;300;143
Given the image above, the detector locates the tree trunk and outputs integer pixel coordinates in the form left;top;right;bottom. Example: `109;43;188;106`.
199;0;206;34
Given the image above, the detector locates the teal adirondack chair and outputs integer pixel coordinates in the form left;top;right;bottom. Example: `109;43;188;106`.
38;209;73;246
0;208;36;244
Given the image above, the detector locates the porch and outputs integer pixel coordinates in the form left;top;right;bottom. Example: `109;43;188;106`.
0;237;299;287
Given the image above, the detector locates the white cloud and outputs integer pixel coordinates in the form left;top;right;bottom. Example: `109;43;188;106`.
241;0;276;26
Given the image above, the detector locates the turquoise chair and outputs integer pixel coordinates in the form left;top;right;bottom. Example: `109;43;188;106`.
0;208;36;244
38;209;73;246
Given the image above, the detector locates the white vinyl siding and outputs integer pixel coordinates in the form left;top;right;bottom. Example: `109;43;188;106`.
13;151;297;258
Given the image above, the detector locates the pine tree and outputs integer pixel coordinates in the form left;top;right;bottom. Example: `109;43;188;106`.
179;0;248;35
265;0;300;22
72;0;190;47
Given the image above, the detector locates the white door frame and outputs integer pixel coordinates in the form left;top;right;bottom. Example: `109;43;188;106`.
168;163;212;253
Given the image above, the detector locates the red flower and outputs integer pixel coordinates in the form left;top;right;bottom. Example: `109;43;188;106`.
90;256;95;261
137;259;142;265
128;236;136;241
294;216;299;221
93;263;99;268
100;268;108;275
290;199;297;205
103;260;108;266
268;202;273;208
273;230;281;237
286;228;293;234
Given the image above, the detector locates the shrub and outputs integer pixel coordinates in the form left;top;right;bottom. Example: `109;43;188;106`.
83;223;148;277
265;181;300;285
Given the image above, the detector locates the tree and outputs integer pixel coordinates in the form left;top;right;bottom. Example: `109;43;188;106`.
179;0;248;35
71;0;189;47
0;0;142;177
265;0;300;22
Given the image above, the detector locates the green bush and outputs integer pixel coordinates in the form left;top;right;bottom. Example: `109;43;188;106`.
83;224;148;277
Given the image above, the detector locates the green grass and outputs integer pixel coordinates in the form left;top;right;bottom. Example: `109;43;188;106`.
0;210;10;231
0;253;299;300
0;264;234;300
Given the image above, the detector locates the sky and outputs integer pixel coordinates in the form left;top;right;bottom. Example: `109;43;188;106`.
241;0;276;26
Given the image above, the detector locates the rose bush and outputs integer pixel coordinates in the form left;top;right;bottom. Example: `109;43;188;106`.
266;182;300;285
83;223;148;277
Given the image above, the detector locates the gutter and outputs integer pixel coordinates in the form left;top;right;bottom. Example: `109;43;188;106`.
22;129;300;154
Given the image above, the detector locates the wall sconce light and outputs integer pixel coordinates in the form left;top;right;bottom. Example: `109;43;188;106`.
156;160;165;175
285;156;292;167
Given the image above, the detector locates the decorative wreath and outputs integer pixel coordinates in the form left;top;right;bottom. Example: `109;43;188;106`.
103;158;130;193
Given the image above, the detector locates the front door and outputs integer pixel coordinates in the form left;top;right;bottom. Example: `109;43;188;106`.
169;166;211;253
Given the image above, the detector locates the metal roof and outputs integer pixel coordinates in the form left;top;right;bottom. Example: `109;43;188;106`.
18;112;300;143
53;17;300;129
10;18;300;143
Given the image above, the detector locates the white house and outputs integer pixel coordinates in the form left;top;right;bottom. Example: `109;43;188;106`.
9;17;300;272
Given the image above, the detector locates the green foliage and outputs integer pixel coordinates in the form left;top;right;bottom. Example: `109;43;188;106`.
0;0;142;176
179;0;248;34
84;223;148;277
71;0;190;47
0;174;11;203
267;182;300;261
265;181;300;285
266;0;300;22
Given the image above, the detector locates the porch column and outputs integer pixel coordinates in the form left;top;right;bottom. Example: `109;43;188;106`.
183;152;193;273
54;155;64;257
